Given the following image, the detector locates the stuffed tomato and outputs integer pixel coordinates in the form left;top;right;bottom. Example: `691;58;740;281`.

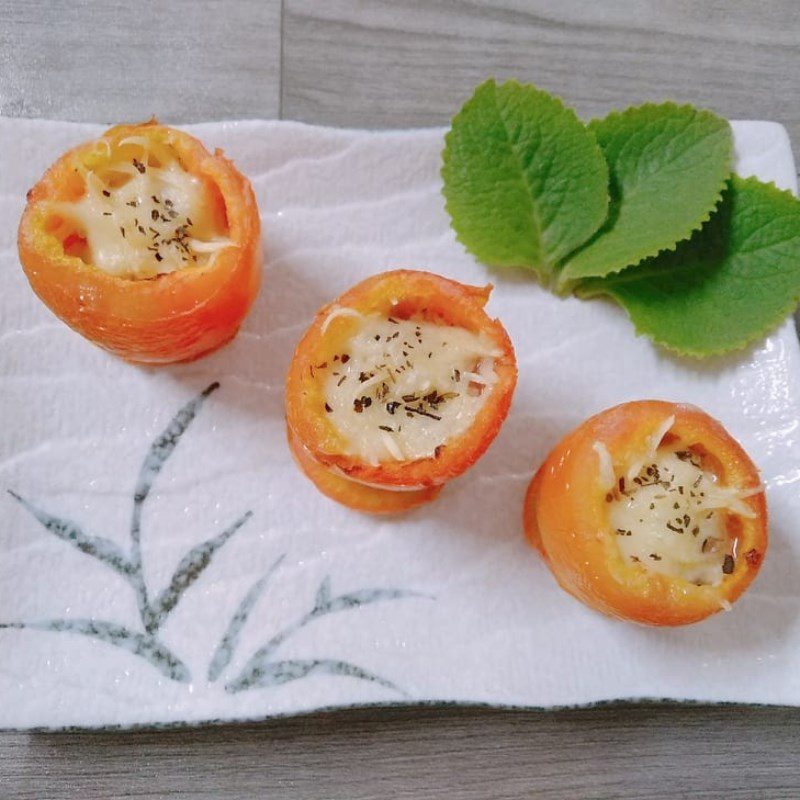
524;400;767;626
286;270;518;513
17;120;261;364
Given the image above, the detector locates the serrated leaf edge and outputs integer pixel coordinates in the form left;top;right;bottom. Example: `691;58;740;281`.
441;77;609;285
441;78;547;280
586;174;800;357
618;289;800;358
558;102;734;288
585;100;731;135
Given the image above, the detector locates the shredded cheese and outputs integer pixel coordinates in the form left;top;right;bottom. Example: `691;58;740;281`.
625;415;675;483
608;441;749;586
48;136;231;277
320;313;501;464
593;441;615;491
320;305;364;334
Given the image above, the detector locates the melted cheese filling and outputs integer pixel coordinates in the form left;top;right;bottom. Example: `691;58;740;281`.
604;443;754;586
321;311;501;465
49;136;231;277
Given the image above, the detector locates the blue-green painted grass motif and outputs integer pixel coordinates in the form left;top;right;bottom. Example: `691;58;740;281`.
220;575;431;695
207;554;287;682
0;620;190;682
227;659;402;694
130;381;223;633
7;490;137;579
3;382;251;683
148;509;253;624
3;382;432;699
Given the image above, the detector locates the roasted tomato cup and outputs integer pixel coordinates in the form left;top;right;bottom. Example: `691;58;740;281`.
286;270;518;514
18;120;261;364
524;400;767;626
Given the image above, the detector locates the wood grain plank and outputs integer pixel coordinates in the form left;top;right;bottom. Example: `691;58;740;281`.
282;0;800;154
2;2;800;798
0;0;281;123
2;704;800;799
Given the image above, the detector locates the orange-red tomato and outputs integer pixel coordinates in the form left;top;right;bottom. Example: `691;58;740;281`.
524;400;768;626
287;426;444;514
18;120;261;364
286;269;518;513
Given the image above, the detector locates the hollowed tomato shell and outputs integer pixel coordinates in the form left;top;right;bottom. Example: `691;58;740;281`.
287;426;443;514
523;400;768;626
285;269;518;512
17;120;261;364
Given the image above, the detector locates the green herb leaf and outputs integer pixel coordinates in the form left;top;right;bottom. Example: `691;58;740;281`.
559;103;733;285
579;176;800;356
441;79;609;279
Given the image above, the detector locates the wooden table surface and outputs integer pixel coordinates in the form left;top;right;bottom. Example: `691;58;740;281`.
2;1;799;797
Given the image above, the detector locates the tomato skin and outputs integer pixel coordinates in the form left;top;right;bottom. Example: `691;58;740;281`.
524;400;768;626
18;120;261;364
286;270;518;512
287;426;443;514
